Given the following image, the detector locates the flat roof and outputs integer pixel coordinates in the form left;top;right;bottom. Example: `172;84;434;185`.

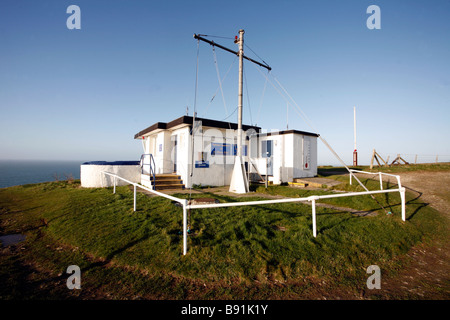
134;115;261;139
256;129;319;138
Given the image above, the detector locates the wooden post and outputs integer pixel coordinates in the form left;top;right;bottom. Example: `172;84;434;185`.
370;149;376;169
374;154;381;167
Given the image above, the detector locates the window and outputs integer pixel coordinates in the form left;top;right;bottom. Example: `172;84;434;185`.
261;140;273;158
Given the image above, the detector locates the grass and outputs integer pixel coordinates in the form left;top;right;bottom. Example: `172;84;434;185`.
318;162;450;176
0;169;447;299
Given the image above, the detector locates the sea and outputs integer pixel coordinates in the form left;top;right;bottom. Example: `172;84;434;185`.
0;160;85;189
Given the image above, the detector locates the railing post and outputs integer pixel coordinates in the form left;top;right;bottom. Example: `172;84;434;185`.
400;187;406;222
133;184;137;212
312;198;317;237
379;172;383;190
113;176;116;194
349;171;352;185
183;199;188;255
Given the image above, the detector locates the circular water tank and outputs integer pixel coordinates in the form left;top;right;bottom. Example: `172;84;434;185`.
80;161;140;188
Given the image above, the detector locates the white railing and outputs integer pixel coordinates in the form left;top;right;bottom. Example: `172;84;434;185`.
349;169;403;191
102;171;189;255
102;170;406;256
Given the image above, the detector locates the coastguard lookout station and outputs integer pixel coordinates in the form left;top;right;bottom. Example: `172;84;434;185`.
134;115;319;191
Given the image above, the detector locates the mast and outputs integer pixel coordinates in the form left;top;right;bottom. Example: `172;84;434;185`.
353;106;358;166
237;29;244;158
228;29;248;193
193;30;270;193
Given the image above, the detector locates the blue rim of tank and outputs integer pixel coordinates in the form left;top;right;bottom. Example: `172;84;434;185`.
82;161;140;166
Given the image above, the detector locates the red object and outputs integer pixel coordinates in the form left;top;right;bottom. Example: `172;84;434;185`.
235;36;238;40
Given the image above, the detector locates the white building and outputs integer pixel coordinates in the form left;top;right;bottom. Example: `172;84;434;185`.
134;115;318;190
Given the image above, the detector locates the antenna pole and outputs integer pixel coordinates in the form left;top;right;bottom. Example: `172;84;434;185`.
353;106;358;166
286;102;289;130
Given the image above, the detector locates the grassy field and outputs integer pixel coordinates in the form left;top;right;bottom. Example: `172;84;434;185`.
318;162;450;175
0;164;448;300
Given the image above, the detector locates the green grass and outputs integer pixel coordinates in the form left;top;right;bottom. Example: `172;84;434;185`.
318;162;450;176
0;176;447;299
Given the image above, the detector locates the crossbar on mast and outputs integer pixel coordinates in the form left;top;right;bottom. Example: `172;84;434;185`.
193;34;271;71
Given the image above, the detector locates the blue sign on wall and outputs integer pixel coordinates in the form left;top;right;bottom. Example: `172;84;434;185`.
211;143;247;156
195;161;209;168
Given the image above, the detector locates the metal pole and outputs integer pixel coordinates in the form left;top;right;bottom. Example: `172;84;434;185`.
353;106;358;166
312;199;317;237
400;188;406;222
379;172;383;190
183;199;188;255
133;184;137;211
237;29;244;159
113;176;116;194
354;106;357;151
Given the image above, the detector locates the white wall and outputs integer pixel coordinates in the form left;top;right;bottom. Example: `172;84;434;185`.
81;164;140;188
293;134;317;178
187;127;237;188
251;133;318;183
140;127;318;187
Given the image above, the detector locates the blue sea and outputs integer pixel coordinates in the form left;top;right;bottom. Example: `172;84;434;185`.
0;160;85;188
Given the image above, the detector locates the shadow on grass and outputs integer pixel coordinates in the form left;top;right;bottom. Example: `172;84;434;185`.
82;233;153;275
383;180;427;221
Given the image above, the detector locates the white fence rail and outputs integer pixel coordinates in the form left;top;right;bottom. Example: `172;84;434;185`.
349;169;403;191
102;171;189;255
102;170;406;256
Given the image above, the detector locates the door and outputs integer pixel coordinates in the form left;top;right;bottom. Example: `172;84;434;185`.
261;140;273;175
172;135;178;173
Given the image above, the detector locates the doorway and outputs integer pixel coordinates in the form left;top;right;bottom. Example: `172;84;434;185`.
172;135;178;173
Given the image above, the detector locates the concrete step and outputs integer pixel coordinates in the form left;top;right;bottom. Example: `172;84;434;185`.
142;174;182;181
141;173;185;190
154;184;185;190
293;177;341;188
152;179;183;184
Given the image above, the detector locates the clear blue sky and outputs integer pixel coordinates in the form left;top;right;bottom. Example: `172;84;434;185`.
1;0;449;165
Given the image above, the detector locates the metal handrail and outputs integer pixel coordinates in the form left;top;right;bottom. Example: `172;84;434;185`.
140;153;156;190
349;169;402;191
103;170;406;256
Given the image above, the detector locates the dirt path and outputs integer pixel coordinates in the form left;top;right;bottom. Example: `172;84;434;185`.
370;170;450;299
394;171;450;215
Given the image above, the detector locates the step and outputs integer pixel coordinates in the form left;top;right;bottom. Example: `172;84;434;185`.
141;173;185;190
150;180;183;186
145;174;182;181
293;177;341;188
154;184;185;190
